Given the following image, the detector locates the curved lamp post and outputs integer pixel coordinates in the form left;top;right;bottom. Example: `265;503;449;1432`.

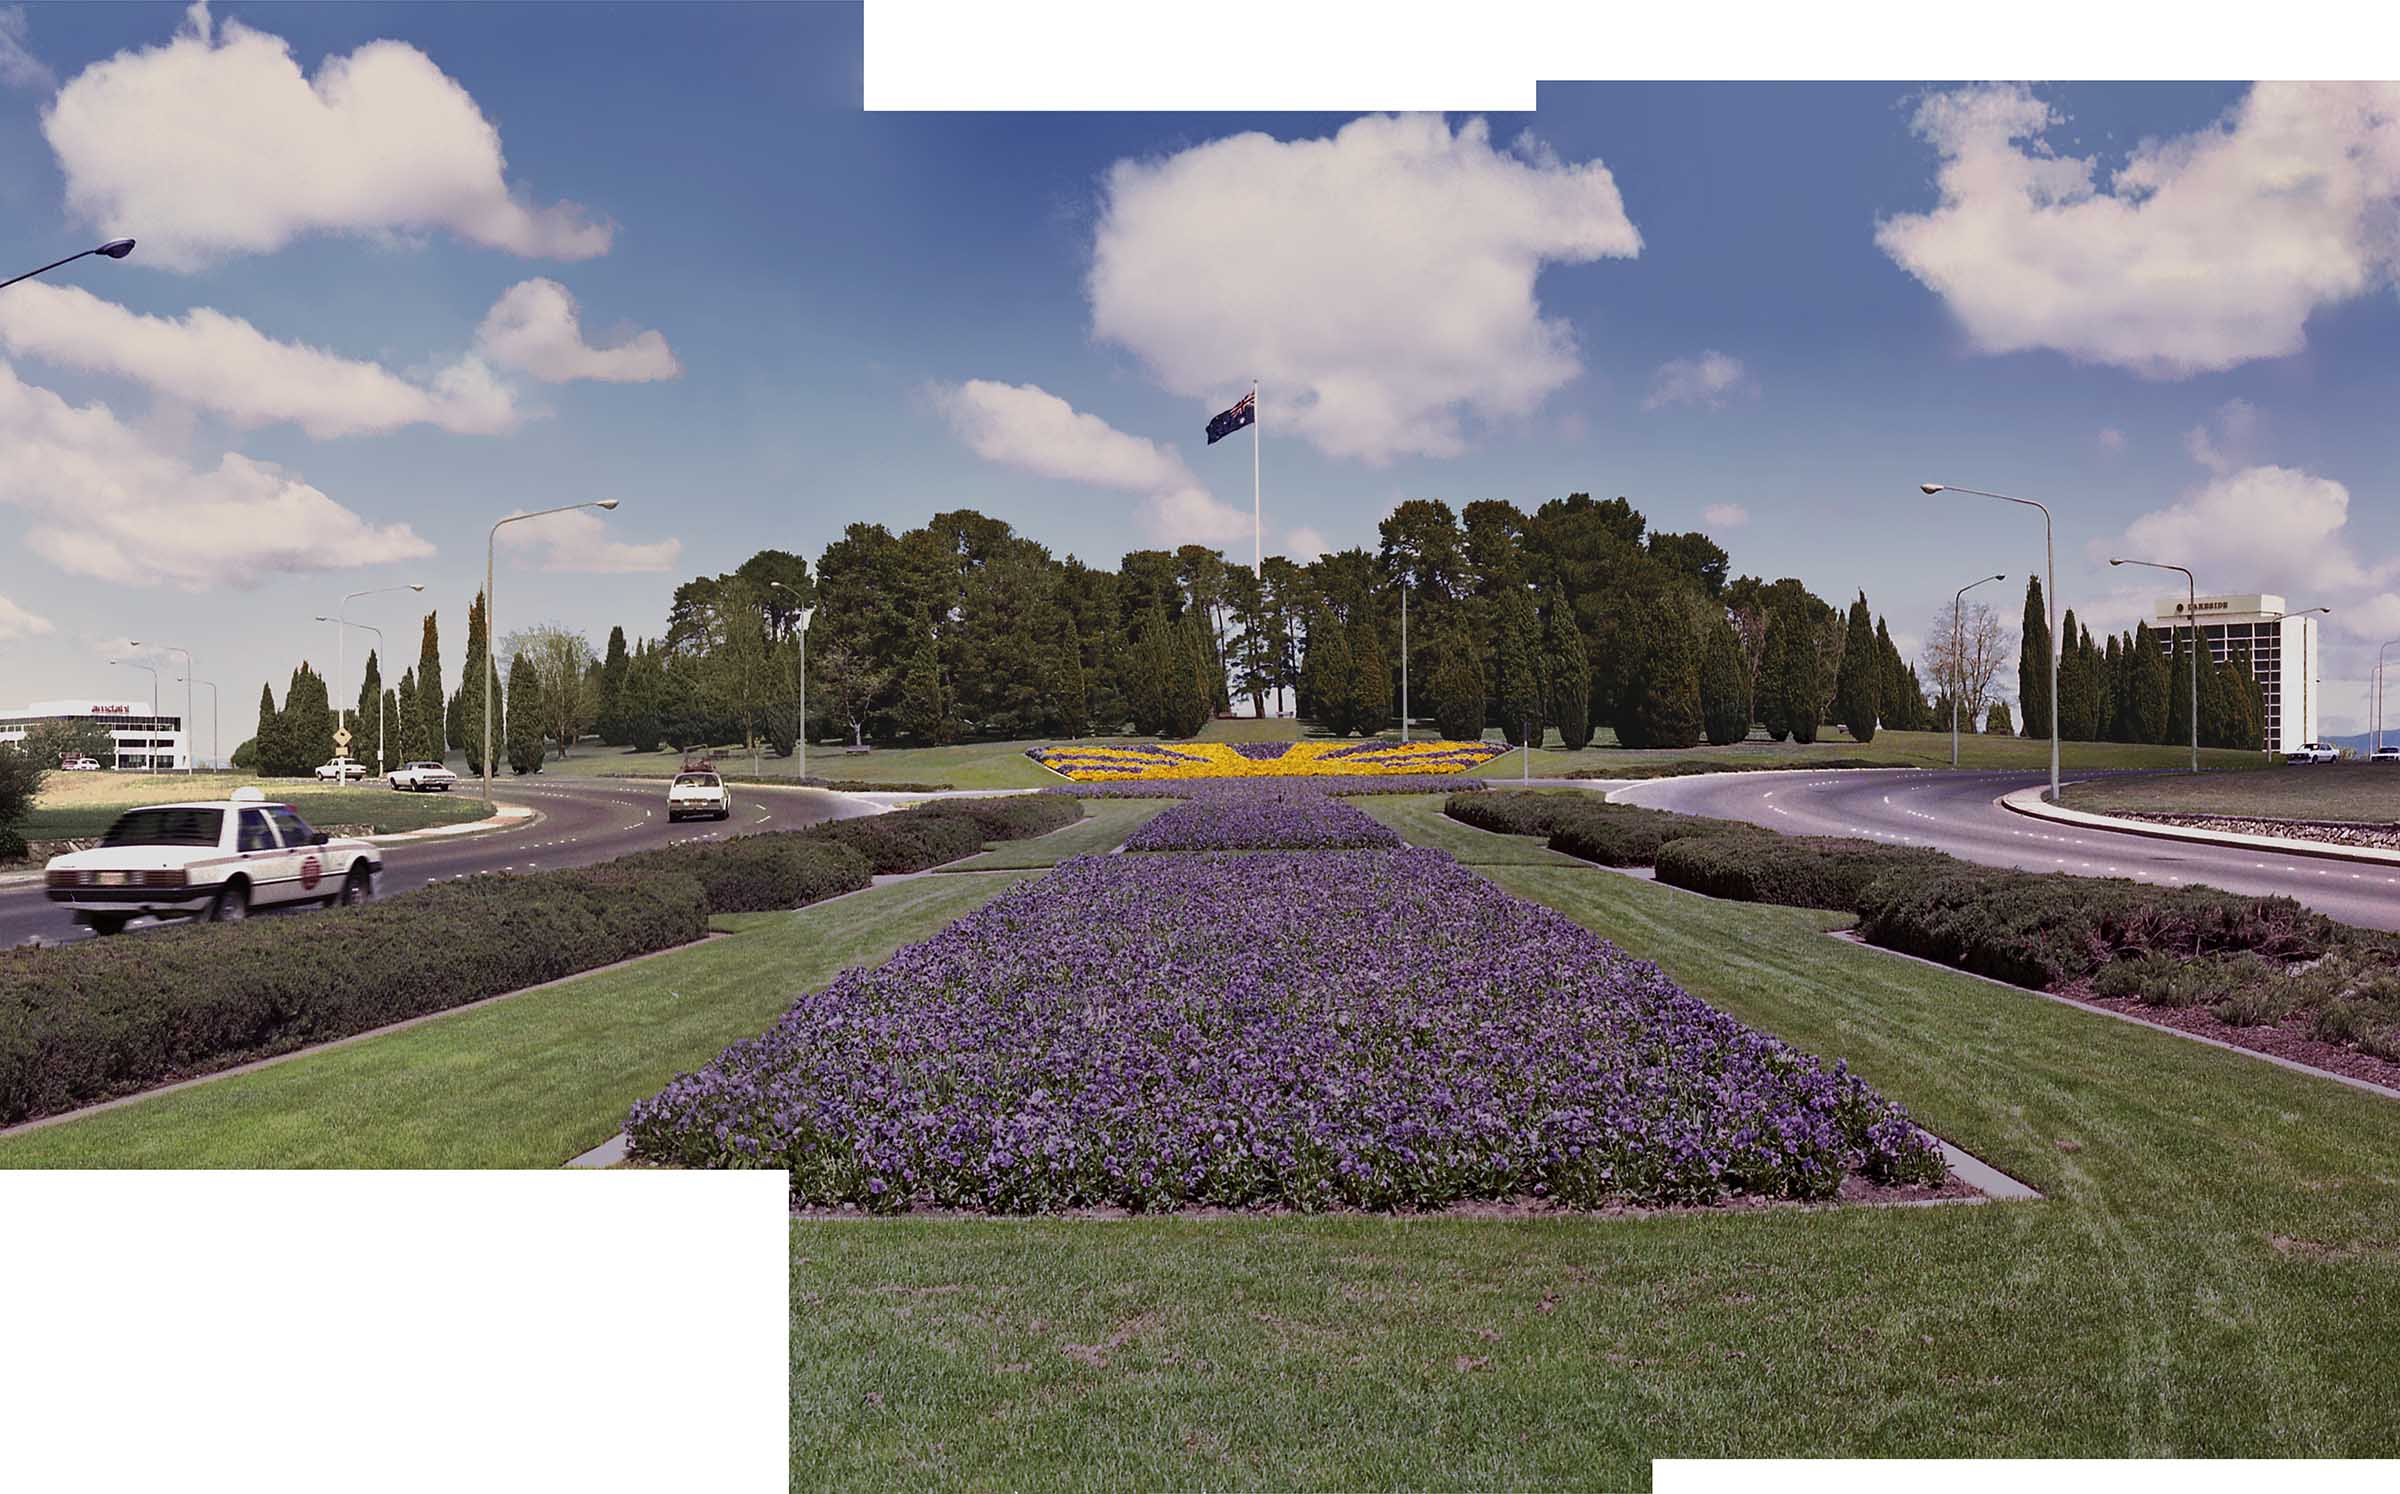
486;501;618;807
1;237;135;293
179;677;219;770
1947;573;2006;767
1923;484;2058;801
107;658;158;772
2110;558;2198;772
129;640;192;773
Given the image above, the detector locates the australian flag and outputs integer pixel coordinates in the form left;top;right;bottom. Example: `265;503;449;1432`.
1205;390;1256;445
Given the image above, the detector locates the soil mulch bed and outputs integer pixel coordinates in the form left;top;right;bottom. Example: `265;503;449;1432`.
2116;811;2400;852
784;1170;1986;1220
2055;979;2400;1094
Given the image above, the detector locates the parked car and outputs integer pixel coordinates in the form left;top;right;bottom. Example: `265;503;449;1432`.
666;771;732;822
43;786;381;935
2370;747;2400;765
314;757;370;782
2286;742;2341;764
387;760;458;792
58;753;102;771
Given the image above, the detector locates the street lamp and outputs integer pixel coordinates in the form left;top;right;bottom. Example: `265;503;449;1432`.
129;640;192;773
1;237;136;293
179;677;219;771
2258;607;2331;756
107;658;158;772
1922;484;2060;802
334;584;423;788
1946;573;2005;768
2110;558;2199;772
767;580;817;783
317;617;389;774
487;502;619;807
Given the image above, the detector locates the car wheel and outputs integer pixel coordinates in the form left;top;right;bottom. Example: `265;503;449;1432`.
337;864;374;907
207;880;250;923
85;914;130;937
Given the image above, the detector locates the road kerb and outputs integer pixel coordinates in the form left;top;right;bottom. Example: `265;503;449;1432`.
1999;785;2400;868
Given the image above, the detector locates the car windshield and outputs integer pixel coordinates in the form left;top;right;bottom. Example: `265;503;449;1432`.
102;807;224;848
673;774;720;787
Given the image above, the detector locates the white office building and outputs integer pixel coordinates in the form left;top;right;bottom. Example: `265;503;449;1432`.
0;699;190;771
2150;594;2319;754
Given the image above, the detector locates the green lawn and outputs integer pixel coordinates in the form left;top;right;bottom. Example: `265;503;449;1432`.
1461;727;2273;780
0;874;1030;1168
22;770;492;840
782;827;2400;1483
940;798;1172;869
1351;792;1585;865
2063;763;2400;825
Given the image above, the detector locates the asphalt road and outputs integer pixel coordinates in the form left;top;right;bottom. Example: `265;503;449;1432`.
1612;768;2400;933
1;777;864;948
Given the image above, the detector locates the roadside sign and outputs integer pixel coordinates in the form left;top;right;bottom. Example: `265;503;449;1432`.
333;727;353;750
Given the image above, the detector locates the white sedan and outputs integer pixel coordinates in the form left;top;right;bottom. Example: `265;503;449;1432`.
387;760;458;792
2371;747;2400;765
666;771;732;822
314;757;371;782
44;787;381;935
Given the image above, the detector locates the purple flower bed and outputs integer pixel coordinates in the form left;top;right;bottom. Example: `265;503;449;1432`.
1051;774;1485;800
1124;784;1404;852
626;848;1949;1213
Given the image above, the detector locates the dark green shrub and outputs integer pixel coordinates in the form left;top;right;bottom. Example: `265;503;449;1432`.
0;825;25;862
0;867;707;1125
613;836;871;915
1542;803;1760;868
805;809;985;874
1653;834;1945;912
1443;791;1596;839
933;795;1082;842
1856;866;2337;989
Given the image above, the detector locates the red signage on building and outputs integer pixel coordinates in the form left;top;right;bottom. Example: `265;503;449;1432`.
89;705;131;715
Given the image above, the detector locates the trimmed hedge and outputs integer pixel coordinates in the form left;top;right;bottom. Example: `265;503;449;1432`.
804;809;987;875
931;795;1082;842
1442;791;1593;839
1542;805;1759;868
1854;863;2341;990
1653;834;1946;913
614;836;871;915
0;867;708;1124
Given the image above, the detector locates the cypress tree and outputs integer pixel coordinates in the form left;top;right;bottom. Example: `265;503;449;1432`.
1699;603;1751;746
505;651;545;774
2055;609;2093;742
459;592;491;773
353;649;383;771
1619;591;1704;749
2129;622;2169;743
598;625;630;745
1493;588;1542;747
1346;617;1389;738
414;612;444;763
1542;589;1592;751
1756;613;1794;742
897;622;954;744
2166;631;2195;754
1429;628;1487;742
279;663;334;774
1302;613;1356;737
2018;577;2051;740
1835;592;1879;743
1986;701;2014;735
1171;613;1215;737
253;682;284;777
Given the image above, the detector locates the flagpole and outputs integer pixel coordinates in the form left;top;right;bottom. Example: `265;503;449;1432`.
1251;377;1265;714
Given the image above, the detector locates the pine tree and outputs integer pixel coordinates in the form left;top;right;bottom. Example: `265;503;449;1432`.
505;651;545;774
1542;588;1593;751
1429;627;1488;742
1699;604;1751;746
1835;592;1879;743
459;591;491;773
598;625;631;745
414;612;444;763
2018;577;2051;741
1492;588;1542;746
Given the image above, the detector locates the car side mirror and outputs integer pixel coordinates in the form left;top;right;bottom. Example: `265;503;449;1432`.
312;831;330;846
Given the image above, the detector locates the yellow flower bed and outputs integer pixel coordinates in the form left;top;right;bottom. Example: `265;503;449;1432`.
1026;738;1510;782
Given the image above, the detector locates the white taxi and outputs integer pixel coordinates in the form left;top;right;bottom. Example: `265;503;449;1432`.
666;771;732;822
44;787;382;935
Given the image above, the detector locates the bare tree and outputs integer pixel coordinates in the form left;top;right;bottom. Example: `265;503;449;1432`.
1921;599;2013;732
502;623;596;756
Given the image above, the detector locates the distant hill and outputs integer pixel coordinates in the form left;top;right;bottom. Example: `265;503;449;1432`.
2325;730;2392;755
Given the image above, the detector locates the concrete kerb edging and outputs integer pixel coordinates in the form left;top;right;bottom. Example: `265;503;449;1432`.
367;801;538;846
1999;785;2400;868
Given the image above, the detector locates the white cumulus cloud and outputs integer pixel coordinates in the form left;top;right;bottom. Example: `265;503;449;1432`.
475;279;679;384
1701;503;1749;528
1089;114;1642;464
0;590;54;641
0;281;516;437
496;506;678;574
2111;463;2378;598
1644;352;1751;412
933;378;1196;493
0;359;433;588
43;3;612;270
1877;82;2400;378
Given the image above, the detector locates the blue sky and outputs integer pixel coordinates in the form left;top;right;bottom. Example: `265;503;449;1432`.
3;4;2397;751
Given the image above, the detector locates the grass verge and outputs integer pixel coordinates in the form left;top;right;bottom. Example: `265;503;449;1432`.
940;798;1172;869
1463;727;2272;781
25;771;491;839
781;861;2400;1483
1350;792;1584;865
0;874;1030;1168
2062;763;2399;825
